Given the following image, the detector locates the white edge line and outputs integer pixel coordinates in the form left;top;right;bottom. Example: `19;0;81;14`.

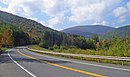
8;49;36;77
24;49;130;72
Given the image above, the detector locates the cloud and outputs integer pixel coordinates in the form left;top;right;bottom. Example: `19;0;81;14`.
48;15;64;28
113;3;130;23
0;0;67;25
127;2;130;13
0;0;7;4
27;17;47;26
113;7;128;17
68;0;122;23
93;21;109;26
100;21;109;26
1;0;129;29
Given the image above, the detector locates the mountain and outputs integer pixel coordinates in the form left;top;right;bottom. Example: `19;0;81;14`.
100;25;130;40
0;11;57;41
0;11;88;48
62;25;115;38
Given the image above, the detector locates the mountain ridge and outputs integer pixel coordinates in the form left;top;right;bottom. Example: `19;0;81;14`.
100;25;130;40
62;25;115;38
0;10;58;42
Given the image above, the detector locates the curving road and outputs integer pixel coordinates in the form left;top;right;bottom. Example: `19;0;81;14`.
1;47;130;77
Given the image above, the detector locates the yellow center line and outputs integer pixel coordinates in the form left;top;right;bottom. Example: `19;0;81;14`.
17;50;107;77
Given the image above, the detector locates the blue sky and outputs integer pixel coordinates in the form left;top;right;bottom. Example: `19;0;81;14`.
0;0;130;30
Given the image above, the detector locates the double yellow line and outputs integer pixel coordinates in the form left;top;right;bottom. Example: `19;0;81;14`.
17;50;107;77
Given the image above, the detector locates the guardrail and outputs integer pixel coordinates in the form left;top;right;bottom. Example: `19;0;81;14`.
27;48;130;65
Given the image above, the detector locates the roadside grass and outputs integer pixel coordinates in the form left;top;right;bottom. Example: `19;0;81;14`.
29;45;49;51
29;45;96;54
28;45;130;65
0;47;9;54
30;45;130;57
1;47;9;51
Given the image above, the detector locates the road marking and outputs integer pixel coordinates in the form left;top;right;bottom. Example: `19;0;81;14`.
24;49;130;72
18;50;107;77
8;50;36;77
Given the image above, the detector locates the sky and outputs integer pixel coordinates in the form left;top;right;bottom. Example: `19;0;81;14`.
0;0;130;31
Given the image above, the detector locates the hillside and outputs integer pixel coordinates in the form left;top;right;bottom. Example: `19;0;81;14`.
0;11;91;49
101;25;130;40
0;11;56;42
62;25;115;38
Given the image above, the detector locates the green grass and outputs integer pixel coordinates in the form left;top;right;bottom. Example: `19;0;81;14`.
29;45;130;65
1;47;9;51
29;45;49;51
0;47;9;54
29;45;130;57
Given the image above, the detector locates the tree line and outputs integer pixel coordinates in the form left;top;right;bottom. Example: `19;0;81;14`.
0;23;98;50
39;31;99;50
0;23;31;48
0;23;130;57
39;31;130;57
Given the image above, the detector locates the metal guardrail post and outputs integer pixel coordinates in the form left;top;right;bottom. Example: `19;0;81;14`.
121;61;124;66
98;59;100;63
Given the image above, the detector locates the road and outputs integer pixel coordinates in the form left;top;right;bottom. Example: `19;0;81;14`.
1;48;130;77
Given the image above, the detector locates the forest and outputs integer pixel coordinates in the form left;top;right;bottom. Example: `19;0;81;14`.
0;10;130;57
37;35;130;57
0;23;31;49
1;22;130;57
0;22;99;53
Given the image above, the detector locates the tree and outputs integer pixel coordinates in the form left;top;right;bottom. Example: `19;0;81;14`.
87;38;96;50
1;29;14;47
91;34;99;42
13;30;30;46
0;37;2;51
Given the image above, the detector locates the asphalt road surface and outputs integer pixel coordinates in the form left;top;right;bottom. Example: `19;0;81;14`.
1;48;130;77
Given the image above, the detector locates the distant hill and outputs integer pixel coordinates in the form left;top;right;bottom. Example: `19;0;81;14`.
0;11;57;42
100;25;130;40
62;25;115;38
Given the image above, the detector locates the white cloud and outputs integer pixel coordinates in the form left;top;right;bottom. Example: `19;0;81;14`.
27;17;46;26
1;0;128;29
0;0;67;28
93;21;109;26
0;0;7;4
68;1;104;23
68;0;122;23
113;1;130;24
127;2;130;13
3;0;40;16
41;0;68;16
48;16;64;28
100;21;109;26
113;7;128;17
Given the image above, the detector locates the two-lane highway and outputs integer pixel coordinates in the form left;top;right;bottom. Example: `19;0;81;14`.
7;48;130;77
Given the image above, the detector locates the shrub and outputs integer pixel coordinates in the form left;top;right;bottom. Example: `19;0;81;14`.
49;47;53;50
53;45;60;49
60;46;68;50
39;42;47;48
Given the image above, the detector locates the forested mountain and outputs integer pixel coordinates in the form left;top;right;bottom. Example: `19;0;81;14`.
62;25;115;38
1;10;129;56
101;25;130;40
0;11;57;43
0;11;97;49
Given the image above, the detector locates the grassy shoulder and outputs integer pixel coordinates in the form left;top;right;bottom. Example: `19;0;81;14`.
0;47;9;54
29;45;130;65
29;45;96;54
29;45;130;57
29;45;49;51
